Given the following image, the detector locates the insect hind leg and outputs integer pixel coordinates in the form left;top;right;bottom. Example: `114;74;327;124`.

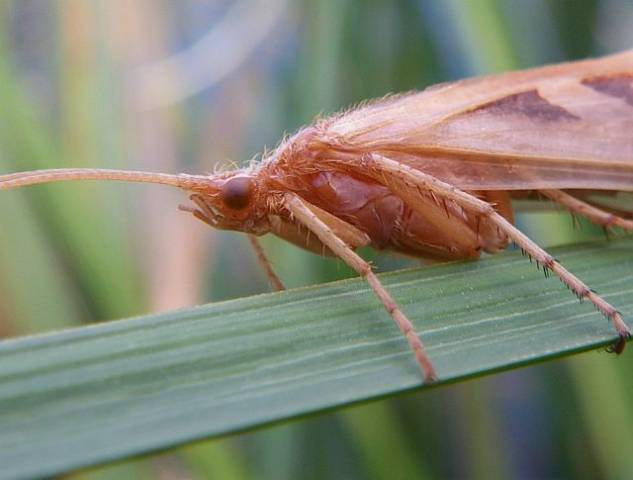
358;153;632;352
540;189;633;231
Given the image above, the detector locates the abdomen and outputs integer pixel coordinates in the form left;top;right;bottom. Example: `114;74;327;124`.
292;169;507;260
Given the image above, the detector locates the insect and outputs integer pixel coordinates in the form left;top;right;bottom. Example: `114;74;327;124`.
1;50;632;383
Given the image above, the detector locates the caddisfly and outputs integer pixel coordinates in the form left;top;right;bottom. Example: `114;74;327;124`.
2;50;633;382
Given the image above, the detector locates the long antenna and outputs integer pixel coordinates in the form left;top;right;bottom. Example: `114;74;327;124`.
0;168;215;192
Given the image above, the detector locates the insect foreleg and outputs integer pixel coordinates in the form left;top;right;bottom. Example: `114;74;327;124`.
360;153;632;347
283;193;438;383
247;235;285;291
181;195;285;291
540;189;633;230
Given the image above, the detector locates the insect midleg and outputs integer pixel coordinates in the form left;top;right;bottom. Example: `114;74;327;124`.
284;192;438;383
360;153;632;345
540;189;633;230
247;235;286;291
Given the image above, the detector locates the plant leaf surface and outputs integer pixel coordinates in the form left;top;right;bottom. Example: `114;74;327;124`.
1;238;632;479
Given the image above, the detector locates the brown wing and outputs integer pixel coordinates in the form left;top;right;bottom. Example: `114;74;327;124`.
325;50;633;191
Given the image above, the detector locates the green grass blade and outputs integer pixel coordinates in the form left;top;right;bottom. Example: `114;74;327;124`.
1;237;632;479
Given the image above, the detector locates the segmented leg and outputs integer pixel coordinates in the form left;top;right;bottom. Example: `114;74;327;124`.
284;192;438;383
358;153;631;347
540;189;633;230
248;235;286;291
180;196;286;292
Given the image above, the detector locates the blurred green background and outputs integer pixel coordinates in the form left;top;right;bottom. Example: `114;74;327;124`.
1;0;632;478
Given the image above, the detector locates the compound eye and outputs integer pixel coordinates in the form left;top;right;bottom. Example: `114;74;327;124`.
220;176;253;210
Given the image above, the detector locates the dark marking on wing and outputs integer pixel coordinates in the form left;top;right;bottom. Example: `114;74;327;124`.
582;74;633;107
471;89;580;122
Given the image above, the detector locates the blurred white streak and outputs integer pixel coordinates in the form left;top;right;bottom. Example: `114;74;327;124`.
595;0;633;52
106;0;212;312
132;0;289;109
